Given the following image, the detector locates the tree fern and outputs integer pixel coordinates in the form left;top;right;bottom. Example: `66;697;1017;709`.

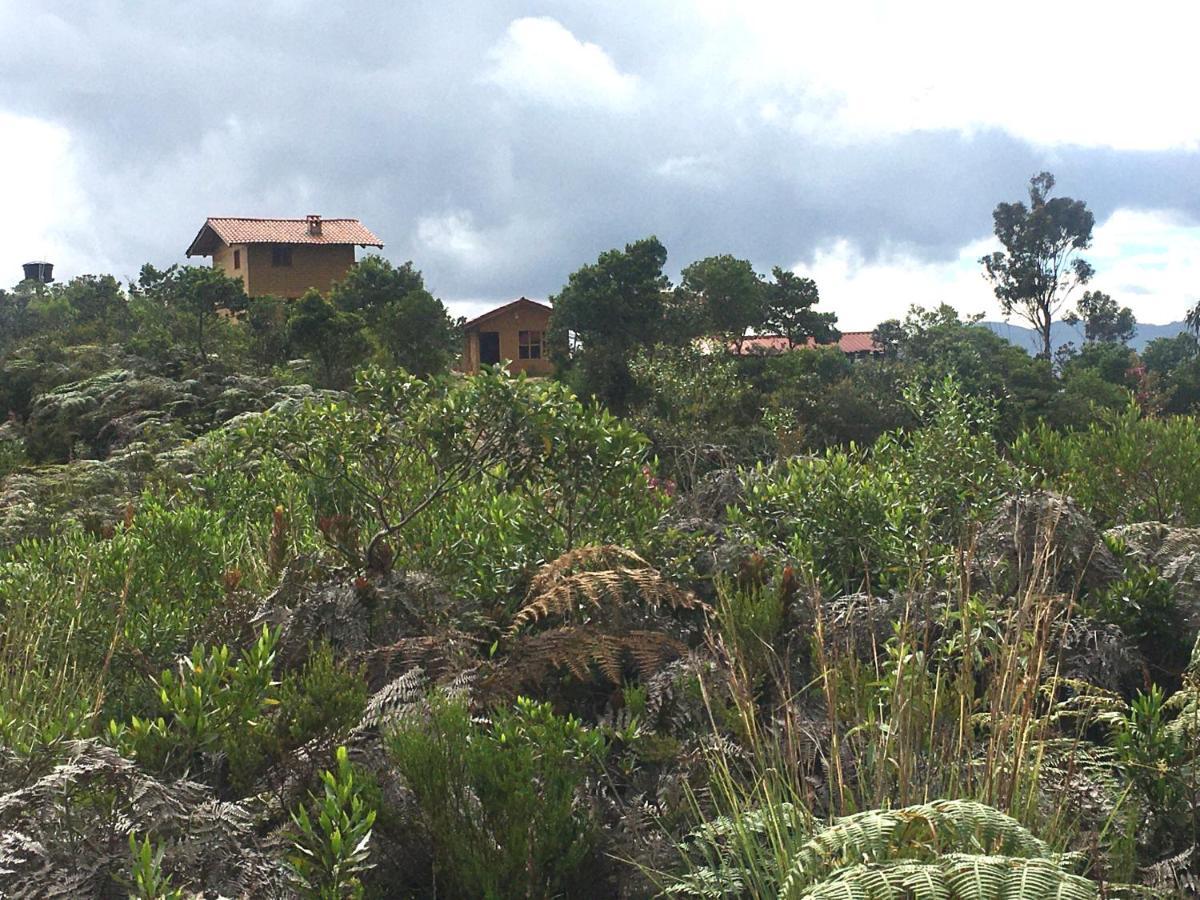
777;800;1096;900
508;544;703;635
796;855;1097;900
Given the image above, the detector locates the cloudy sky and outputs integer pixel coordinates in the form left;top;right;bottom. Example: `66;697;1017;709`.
3;0;1200;329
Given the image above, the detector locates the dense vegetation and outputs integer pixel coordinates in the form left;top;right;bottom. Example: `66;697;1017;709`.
4;198;1200;896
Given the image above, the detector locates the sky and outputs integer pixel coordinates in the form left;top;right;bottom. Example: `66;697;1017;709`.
2;0;1200;329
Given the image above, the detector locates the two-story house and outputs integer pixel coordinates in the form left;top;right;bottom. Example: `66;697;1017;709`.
185;215;383;298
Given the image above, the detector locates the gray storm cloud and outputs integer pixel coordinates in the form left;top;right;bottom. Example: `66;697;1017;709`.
2;0;1199;307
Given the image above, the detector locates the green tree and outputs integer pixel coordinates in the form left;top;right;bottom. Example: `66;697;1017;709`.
133;264;247;359
1144;331;1200;374
245;295;291;367
548;236;670;412
981;171;1095;359
1066;289;1135;344
1142;332;1200;413
871;305;1055;438
371;290;461;377
287;289;370;387
763;267;838;349
59;274;125;329
676;254;765;350
1060;340;1137;386
329;256;460;377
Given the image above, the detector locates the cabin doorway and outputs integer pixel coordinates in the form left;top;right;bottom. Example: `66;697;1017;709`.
479;331;501;365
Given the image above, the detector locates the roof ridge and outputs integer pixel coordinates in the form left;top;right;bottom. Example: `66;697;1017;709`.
206;216;362;222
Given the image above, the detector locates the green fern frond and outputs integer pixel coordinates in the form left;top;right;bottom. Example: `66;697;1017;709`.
778;800;1091;900
794;854;1097;900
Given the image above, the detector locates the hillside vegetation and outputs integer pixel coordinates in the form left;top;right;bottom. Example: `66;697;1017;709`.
2;249;1200;898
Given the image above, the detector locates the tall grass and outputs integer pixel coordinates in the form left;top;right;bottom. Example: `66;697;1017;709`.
668;513;1142;894
0;496;276;750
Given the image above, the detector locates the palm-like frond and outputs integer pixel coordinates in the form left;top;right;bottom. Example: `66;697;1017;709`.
508;545;704;635
778;800;1090;900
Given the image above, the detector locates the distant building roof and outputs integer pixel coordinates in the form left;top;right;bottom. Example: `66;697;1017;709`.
735;332;883;355
186;216;384;256
463;297;553;331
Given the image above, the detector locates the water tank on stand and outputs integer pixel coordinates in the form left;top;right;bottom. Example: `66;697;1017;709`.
22;261;54;284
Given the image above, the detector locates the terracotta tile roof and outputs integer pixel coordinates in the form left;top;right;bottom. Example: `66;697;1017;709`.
734;331;883;355
831;332;881;354
463;297;553;330
186;216;383;256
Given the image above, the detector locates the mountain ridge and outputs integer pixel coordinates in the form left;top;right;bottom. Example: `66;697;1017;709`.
978;319;1189;354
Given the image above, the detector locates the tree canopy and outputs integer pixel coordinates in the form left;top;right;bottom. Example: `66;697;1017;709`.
676;254;764;349
287;289;370;387
763;267;838;349
981;172;1095;359
329;256;461;377
547;236;670;412
1067;290;1135;344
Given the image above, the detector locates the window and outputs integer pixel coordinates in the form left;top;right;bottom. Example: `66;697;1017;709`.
518;330;542;360
271;245;293;267
233;249;241;270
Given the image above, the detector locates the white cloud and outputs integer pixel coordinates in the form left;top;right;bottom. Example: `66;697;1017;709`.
0;112;98;284
654;154;724;185
1087;209;1200;320
687;0;1200;150
416;210;492;268
799;237;1001;331
485;16;639;110
801;208;1200;331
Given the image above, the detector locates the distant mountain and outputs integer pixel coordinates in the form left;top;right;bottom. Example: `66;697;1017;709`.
979;320;1189;354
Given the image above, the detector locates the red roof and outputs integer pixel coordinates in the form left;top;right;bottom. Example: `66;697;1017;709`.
463;297;553;331
186;216;383;256
735;332;882;355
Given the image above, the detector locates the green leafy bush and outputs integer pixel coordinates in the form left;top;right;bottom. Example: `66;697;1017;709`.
108;626;280;790
289;745;377;899
388;694;606;899
731;379;1011;595
731;446;912;595
1085;536;1186;669
1014;401;1200;526
230;367;658;602
275;643;368;748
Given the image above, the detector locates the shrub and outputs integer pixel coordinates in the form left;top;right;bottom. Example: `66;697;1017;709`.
108;626;280;791
275;643;368;748
1014;401;1200;527
387;694;606;899
731;380;1018;594
288;745;377;899
1085;537;1187;672
230;367;658;602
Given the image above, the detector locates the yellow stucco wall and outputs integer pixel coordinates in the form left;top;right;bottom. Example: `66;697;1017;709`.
461;303;555;376
212;243;249;289
212;243;355;298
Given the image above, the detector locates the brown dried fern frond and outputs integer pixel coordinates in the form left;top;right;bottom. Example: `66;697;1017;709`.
352;630;477;690
509;545;704;636
479;625;687;704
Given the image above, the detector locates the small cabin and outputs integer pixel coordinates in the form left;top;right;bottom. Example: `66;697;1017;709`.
185;215;383;298
459;298;554;375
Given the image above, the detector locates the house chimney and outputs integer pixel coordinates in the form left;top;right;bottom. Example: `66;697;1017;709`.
306;214;322;236
22;261;53;284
